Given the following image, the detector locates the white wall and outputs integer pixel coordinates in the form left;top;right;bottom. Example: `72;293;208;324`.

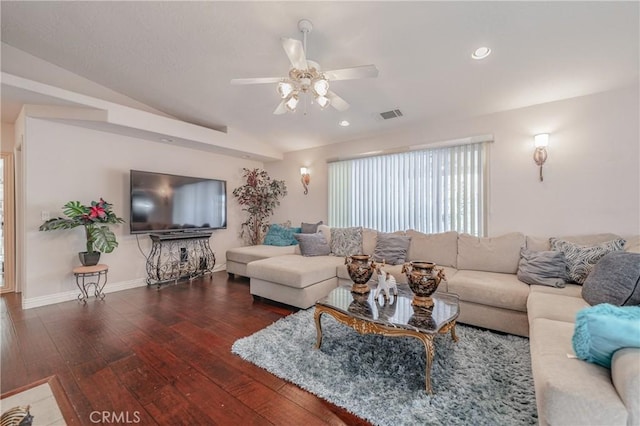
266;85;640;238
22;117;262;305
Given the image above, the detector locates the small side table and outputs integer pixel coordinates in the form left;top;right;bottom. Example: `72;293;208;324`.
72;264;108;303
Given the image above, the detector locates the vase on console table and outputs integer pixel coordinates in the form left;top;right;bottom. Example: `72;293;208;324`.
402;261;445;308
345;255;376;294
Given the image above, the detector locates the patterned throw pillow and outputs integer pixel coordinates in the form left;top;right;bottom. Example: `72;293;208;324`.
293;232;331;256
550;238;626;284
330;227;363;256
372;232;412;265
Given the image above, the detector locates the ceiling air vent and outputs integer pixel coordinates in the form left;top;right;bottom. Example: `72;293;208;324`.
380;109;403;120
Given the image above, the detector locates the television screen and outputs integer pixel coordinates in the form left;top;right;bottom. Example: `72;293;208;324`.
130;170;227;234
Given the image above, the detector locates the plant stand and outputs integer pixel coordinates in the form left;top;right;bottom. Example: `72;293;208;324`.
72;264;108;303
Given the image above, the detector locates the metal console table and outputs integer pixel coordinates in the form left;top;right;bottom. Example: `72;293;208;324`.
146;232;216;287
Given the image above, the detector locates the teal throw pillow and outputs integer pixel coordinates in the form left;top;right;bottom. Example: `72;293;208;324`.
572;303;640;368
263;224;299;246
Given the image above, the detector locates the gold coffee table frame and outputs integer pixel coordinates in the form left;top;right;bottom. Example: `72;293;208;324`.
314;286;459;394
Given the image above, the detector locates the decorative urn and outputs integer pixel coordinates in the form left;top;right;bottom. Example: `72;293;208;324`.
345;255;376;294
401;261;445;308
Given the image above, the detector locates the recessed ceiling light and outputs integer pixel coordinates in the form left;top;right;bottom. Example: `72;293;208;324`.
472;47;491;60
160;137;173;142
339;120;350;127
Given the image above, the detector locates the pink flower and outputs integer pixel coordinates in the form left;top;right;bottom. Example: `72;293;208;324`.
89;205;106;219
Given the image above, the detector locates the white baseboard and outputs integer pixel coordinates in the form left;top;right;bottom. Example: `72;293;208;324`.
22;278;147;309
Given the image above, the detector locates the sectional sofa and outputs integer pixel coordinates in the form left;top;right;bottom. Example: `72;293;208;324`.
226;227;640;425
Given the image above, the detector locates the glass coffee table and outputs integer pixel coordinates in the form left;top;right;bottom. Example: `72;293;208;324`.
314;283;460;394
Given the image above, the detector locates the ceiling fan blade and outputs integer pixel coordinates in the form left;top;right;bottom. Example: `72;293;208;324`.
327;91;350;111
231;77;282;85
324;65;379;81
273;100;287;115
281;37;308;70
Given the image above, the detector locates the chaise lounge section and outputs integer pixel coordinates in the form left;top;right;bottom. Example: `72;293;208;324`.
227;227;640;425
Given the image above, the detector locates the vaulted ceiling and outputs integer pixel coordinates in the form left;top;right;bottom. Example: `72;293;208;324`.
1;1;638;153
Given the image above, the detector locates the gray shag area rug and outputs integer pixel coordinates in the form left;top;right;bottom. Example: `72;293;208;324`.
232;309;537;426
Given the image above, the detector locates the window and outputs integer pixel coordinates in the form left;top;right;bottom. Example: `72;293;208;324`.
328;142;487;236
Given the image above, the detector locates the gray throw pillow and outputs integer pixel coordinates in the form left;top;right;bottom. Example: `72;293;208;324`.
582;252;640;306
293;232;331;256
517;248;567;288
301;221;323;234
330;227;363;256
372;232;412;265
550;238;626;284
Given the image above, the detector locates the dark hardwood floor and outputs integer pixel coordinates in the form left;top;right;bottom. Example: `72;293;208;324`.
1;272;371;425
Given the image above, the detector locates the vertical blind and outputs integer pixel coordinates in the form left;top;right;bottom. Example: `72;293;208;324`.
328;142;486;236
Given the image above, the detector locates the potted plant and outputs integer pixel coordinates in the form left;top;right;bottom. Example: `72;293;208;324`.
232;168;287;245
39;198;125;266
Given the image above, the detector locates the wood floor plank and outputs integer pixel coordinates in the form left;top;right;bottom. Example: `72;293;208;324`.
0;272;370;425
142;385;213;426
229;379;331;426
109;354;170;406
12;317;60;366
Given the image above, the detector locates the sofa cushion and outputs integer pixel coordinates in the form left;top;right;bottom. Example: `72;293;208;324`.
372;232;411;265
447;270;529;312
529;318;628;426
246;255;344;288
362;228;378;256
457;232;525;274
226;244;297;264
294;232;331;256
582;251;640;306
551;237;626;284
625;235;640;253
517;248;567;288
526;233;622;252
611;348;640;426
330;227;363;256
406;230;458;268
572;304;640;368
529;283;583;298
527;291;589;323
317;224;331;244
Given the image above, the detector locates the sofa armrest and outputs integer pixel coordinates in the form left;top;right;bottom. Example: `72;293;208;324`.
612;348;640;425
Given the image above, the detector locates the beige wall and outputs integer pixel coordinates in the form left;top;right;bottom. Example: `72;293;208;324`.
1;122;15;152
266;85;640;238
21;117;263;304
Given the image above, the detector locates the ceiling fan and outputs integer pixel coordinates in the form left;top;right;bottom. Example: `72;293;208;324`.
231;19;379;115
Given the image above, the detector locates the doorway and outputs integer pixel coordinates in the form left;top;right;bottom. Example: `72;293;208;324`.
1;152;15;293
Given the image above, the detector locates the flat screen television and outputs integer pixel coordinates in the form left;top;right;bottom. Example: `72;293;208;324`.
130;170;227;234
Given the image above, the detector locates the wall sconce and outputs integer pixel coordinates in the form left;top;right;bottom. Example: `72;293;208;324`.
300;167;310;195
533;133;549;182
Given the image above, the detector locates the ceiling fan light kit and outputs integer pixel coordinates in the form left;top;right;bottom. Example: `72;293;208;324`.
231;19;379;115
285;94;299;112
